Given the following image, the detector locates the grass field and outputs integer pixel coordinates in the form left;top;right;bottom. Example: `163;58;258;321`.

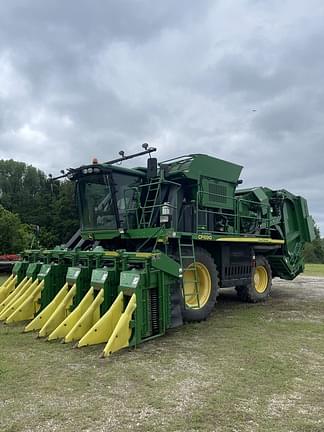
0;269;324;431
303;264;324;277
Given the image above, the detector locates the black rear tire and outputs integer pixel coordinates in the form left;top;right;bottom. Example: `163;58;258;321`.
236;255;272;302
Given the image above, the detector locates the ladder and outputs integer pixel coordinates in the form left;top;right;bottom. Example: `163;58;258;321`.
178;237;200;308
139;179;161;228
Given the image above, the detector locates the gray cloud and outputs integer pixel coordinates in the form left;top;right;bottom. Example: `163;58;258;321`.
0;0;323;233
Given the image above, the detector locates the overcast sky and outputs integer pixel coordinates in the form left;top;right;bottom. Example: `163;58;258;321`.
0;0;323;233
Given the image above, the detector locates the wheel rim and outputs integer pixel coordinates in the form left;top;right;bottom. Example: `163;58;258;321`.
254;265;268;293
183;262;211;308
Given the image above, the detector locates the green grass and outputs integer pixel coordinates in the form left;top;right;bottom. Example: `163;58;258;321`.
0;278;324;432
304;264;324;277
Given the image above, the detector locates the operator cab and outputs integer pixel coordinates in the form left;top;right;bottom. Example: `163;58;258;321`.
76;166;143;231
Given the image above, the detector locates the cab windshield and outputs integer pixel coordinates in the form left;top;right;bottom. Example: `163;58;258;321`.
77;172;140;230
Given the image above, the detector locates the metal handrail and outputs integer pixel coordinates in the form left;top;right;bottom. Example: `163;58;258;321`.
196;187;272;236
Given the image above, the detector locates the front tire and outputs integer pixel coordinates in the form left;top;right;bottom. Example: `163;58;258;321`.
236;255;272;302
182;247;219;322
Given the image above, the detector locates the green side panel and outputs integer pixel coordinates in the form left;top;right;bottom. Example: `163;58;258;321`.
12;261;29;284
37;264;68;310
151;252;180;278
306;216;316;242
119;269;155;344
118;254;178;347
295;196;315;243
282;194;315;255
268;191;315;280
200;177;235;210
165;154;242;183
26;262;42;280
66;266;92;307
267;255;303;281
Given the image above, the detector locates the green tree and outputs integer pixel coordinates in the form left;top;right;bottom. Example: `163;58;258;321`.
304;225;324;263
38;180;79;248
0;159;79;249
0;159;47;222
0;205;32;253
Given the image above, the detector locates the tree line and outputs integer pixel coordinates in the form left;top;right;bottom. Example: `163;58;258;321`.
0;159;79;253
0;159;323;263
303;225;324;264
